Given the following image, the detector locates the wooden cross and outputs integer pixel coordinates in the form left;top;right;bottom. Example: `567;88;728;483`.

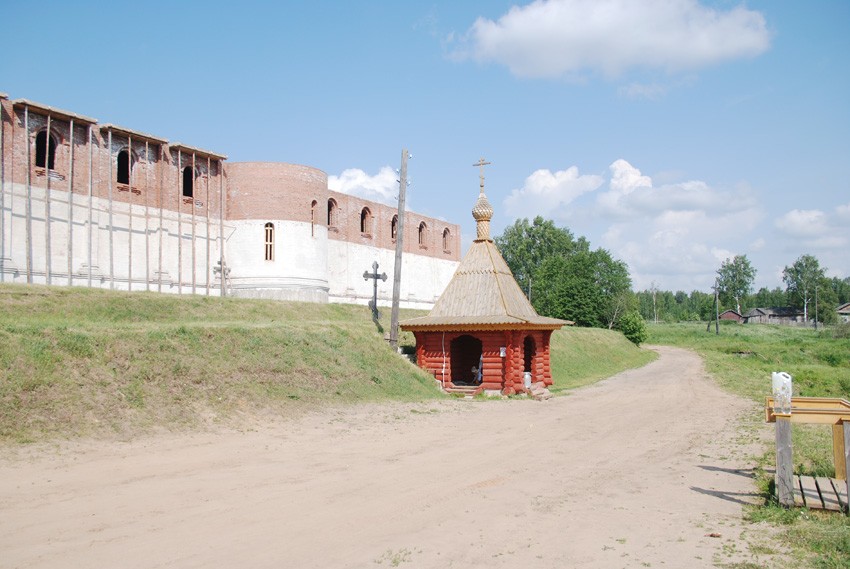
473;157;491;191
363;261;387;318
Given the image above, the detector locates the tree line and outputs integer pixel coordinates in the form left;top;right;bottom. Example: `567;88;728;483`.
638;254;850;325
495;217;850;334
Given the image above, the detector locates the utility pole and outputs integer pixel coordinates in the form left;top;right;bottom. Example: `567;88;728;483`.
389;149;409;351
714;277;720;335
650;281;658;324
814;284;819;331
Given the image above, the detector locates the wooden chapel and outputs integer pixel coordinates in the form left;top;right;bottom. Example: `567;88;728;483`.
400;160;569;396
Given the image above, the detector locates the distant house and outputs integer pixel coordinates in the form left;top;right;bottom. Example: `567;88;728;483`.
719;309;743;323
838;302;850;323
743;307;805;326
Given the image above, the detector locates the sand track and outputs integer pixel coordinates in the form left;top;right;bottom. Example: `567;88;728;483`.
0;346;766;568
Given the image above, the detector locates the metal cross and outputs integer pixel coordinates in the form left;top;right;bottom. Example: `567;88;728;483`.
363;261;387;319
473;157;491;191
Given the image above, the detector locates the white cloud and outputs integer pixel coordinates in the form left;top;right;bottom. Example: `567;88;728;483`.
598;159;757;218
773;206;850;253
457;0;771;79
499;158;847;291
570;159;764;290
618;82;669;100
328;167;398;206
749;237;766;252
503;165;604;219
774;209;827;238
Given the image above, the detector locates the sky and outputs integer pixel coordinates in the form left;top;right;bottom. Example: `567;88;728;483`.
3;0;848;293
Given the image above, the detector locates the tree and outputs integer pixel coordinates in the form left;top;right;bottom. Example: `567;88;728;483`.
782;254;826;322
752;286;786;309
532;248;632;328
816;277;839;326
716;255;756;314
495;216;585;297
828;276;850;305
618;311;648;346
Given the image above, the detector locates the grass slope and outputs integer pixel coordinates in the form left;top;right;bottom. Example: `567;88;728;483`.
550;326;656;393
0;284;650;443
0;285;439;442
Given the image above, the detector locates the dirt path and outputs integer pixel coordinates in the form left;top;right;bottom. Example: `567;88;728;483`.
0;346;770;568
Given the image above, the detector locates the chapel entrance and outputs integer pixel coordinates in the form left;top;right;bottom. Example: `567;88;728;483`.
450;335;482;386
523;335;536;373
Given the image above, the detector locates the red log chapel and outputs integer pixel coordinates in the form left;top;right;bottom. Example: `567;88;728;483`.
400;160;569;396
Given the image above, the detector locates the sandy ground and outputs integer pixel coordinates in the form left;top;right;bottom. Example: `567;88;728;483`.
1;346;774;568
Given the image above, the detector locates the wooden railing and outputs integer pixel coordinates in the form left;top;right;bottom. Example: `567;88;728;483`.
765;396;850;512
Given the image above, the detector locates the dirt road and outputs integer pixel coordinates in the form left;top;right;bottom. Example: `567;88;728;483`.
1;346;769;568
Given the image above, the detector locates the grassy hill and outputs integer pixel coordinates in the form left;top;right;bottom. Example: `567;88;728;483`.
0;284;652;443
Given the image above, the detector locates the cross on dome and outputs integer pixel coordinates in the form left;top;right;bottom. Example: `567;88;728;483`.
473;157;491;193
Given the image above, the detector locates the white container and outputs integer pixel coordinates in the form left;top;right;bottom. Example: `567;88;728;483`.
523;372;532;389
771;371;793;414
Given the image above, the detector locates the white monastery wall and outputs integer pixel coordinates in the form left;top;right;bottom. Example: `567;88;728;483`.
0;93;461;307
327;239;459;310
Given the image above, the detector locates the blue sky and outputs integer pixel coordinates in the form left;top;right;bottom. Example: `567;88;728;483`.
3;0;848;292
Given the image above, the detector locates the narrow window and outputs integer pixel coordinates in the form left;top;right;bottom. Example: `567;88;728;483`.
264;222;274;261
117;149;132;184
182;166;194;198
360;207;372;235
391;215;398;241
418;222;427;246
311;200;318;237
327;198;338;228
442;228;451;252
35;130;56;169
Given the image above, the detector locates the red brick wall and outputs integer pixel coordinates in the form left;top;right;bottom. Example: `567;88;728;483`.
328;192;460;261
0;99;226;220
225;162;328;222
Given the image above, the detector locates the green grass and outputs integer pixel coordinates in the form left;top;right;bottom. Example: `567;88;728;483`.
0;284;442;442
0;284;650;443
549;326;656;393
648;321;850;568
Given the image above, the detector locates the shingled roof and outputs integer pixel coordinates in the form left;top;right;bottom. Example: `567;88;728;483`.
400;180;569;331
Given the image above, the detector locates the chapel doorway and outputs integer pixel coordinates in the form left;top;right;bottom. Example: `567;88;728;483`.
450;335;482;386
523;335;536;373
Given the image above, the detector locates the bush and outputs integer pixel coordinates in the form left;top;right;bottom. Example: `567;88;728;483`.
618;311;648;346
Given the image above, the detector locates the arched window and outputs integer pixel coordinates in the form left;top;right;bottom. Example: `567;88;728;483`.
327;198;338;228
182;166;194;198
391;215;398;241
442;228;451;252
35;130;56;169
418;221;427;247
360;207;372;235
117;149;133;184
264;222;274;261
311;200;318;237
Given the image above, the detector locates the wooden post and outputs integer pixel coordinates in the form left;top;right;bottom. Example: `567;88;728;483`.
775;415;794;507
834;423;847;481
24;105;32;283
67;118;75;286
127;135;132;290
44;114;52;286
844;421;850;514
0;98;5;284
388;148;408;350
